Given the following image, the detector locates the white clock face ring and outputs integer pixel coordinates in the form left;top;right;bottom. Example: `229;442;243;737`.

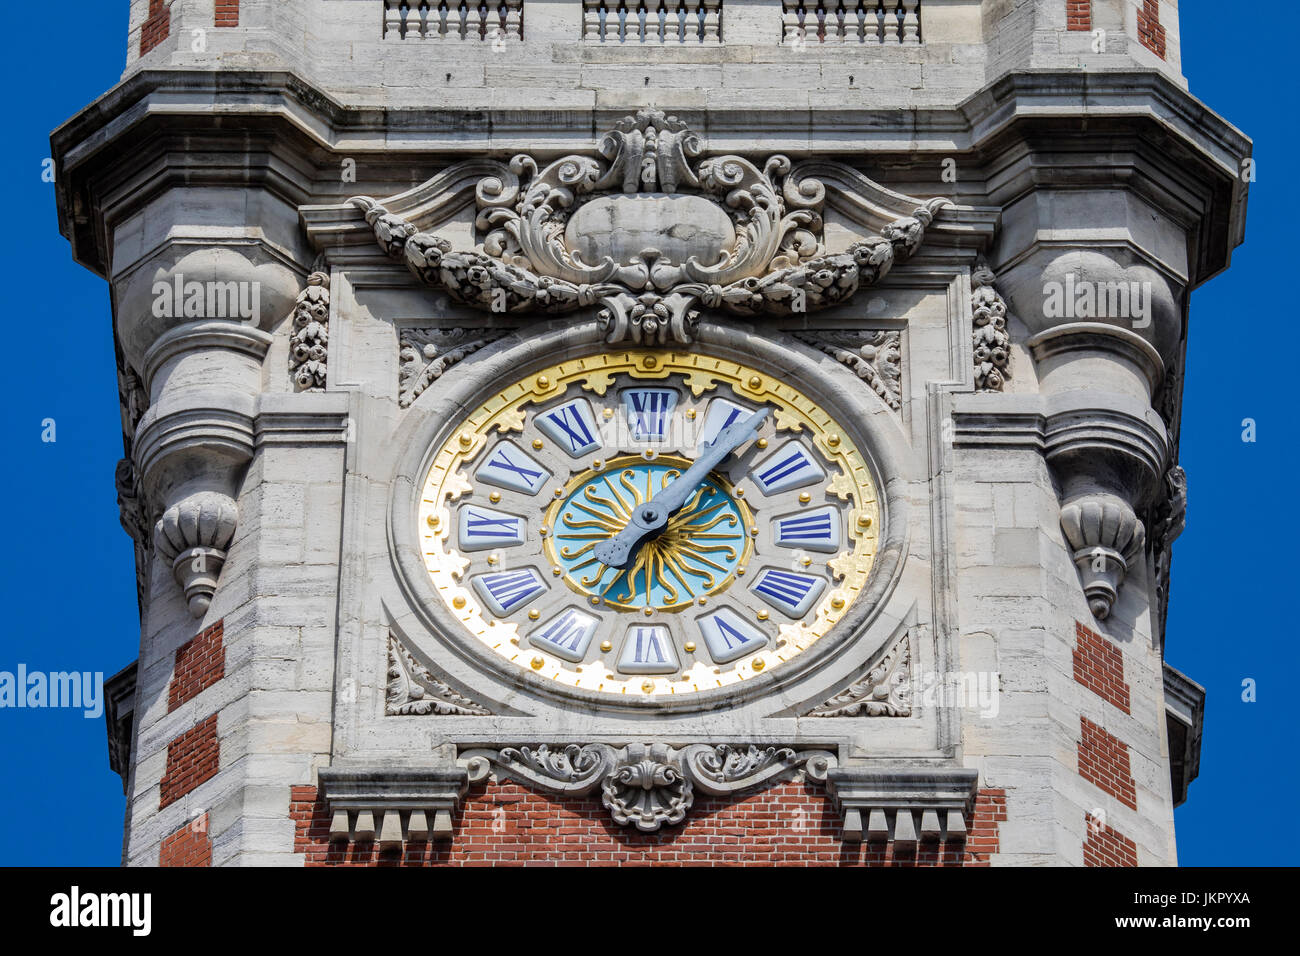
414;348;883;700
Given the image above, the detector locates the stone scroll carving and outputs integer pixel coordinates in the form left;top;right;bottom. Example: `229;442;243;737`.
805;630;912;717
115;367;152;611
463;742;837;833
351;109;948;345
794;330;902;411
398;328;509;408
1151;465;1187;641
386;633;492;716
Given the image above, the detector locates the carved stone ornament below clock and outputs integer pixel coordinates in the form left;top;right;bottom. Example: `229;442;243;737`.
351;108;949;345
462;742;837;832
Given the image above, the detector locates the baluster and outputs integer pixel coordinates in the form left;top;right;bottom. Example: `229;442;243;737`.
583;0;600;40
384;0;403;39
901;0;919;44
782;1;800;45
505;0;522;41
833;2;846;43
702;0;720;43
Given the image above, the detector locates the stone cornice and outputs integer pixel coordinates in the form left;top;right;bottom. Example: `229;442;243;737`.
1162;663;1205;807
53;69;1249;282
825;765;979;843
104;661;138;797
317;766;472;844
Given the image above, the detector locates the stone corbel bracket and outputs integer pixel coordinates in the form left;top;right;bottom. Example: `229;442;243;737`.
826;767;979;846
114;244;303;617
1035;357;1168;619
996;248;1181;621
132;321;272;617
317;766;471;845
461;743;837;834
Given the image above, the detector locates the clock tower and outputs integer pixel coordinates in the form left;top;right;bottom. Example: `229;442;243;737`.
57;0;1246;866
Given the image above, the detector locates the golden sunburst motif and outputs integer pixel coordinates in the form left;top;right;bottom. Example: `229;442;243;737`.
416;350;882;698
545;455;752;611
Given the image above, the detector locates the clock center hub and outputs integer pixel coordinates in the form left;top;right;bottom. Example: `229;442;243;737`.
544;455;753;613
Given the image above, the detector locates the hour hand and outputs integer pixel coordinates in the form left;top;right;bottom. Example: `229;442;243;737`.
593;407;769;570
591;499;671;571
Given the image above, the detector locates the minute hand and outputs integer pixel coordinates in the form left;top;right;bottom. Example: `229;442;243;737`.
593;407;770;570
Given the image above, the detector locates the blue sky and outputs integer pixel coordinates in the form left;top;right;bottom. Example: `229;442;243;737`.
0;2;1292;865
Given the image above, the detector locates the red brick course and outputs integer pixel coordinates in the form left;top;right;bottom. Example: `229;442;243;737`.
1078;716;1137;810
160;813;212;867
964;788;1008;867
1066;1;1091;31
140;0;170;55
215;0;239;27
290;782;1007;866
168;620;225;713
1137;0;1166;59
1073;621;1130;714
1084;812;1138;866
159;715;220;810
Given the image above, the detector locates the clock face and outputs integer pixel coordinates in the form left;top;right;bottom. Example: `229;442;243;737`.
417;349;881;699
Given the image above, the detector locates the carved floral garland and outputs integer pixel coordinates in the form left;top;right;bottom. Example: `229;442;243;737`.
971;262;1011;391
290;271;330;391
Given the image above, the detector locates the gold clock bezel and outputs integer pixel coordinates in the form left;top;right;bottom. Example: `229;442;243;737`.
416;349;882;699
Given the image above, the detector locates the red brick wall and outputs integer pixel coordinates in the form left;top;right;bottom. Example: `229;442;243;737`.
1084;812;1138;866
1137;0;1166;58
290;782;1006;867
159;715;220;810
160;813;212;867
140;0;170;55
1078;716;1137;810
1066;1;1091;31
1073;621;1130;713
215;0;239;27
965;788;1007;867
168;620;225;713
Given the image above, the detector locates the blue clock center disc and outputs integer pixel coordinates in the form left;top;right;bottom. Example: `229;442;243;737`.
547;456;750;611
